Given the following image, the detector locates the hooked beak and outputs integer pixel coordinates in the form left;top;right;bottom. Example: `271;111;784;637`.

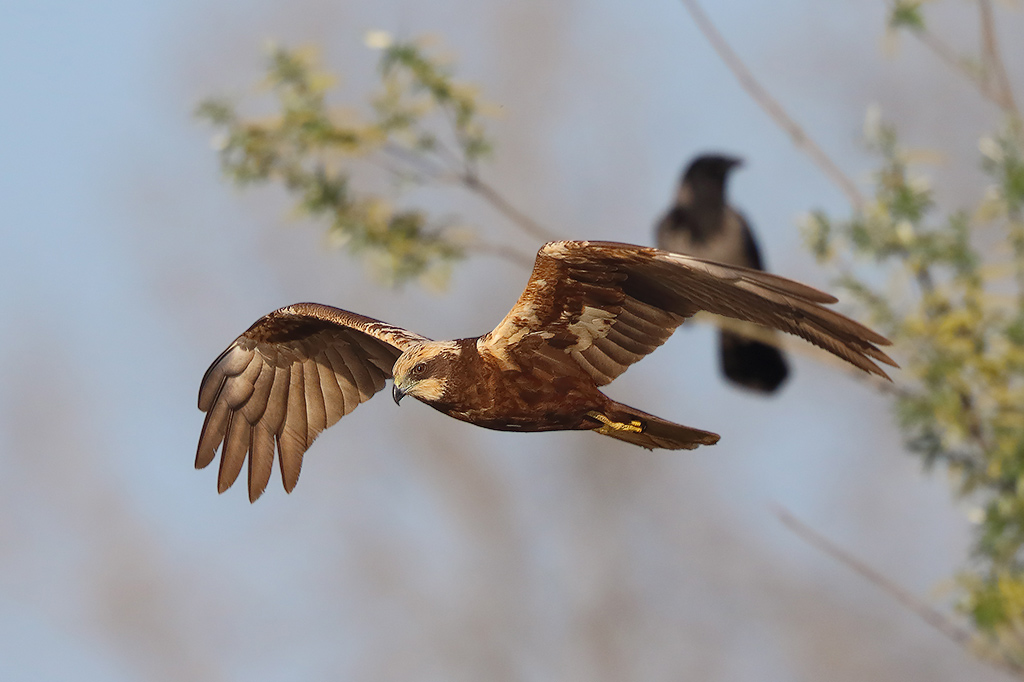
392;382;406;405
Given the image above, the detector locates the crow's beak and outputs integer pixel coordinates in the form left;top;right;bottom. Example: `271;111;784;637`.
392;382;406;405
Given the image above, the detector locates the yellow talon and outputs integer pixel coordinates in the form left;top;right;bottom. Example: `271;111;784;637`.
587;411;644;435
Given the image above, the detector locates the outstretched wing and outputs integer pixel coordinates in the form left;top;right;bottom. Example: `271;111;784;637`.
478;241;896;385
196;303;428;501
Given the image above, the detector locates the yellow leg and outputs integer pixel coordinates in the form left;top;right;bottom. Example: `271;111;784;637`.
586;411;644;435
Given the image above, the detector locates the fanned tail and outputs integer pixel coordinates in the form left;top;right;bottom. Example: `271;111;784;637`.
586;402;720;450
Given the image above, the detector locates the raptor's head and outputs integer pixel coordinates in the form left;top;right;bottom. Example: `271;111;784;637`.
391;340;461;405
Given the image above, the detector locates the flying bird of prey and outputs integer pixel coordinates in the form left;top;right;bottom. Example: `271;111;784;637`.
197;240;895;501
657;154;790;393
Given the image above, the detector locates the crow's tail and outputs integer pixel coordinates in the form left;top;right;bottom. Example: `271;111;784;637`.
719;330;790;394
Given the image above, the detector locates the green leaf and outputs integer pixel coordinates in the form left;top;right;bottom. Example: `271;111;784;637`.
889;1;925;31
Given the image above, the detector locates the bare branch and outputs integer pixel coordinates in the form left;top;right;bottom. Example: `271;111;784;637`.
888;0;1020;118
915;26;975;83
679;0;867;209
774;505;1024;679
380;142;453;181
380;138;557;253
464;239;535;270
462;173;560;243
886;4;993;104
978;0;1020;118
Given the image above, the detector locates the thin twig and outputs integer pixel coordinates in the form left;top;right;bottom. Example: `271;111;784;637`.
463;239;535;270
439;101;481;180
978;0;1020;118
915;27;974;85
417;120;468;174
958;389;992;452
679;0;866;209
386;132;557;245
890;0;1020;118
774;505;1024;679
384;139;558;249
462;173;560;243
893;7;998;105
364;154;435;186
380;141;452;180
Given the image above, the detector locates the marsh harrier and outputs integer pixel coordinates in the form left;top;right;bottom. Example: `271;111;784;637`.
197;241;895;500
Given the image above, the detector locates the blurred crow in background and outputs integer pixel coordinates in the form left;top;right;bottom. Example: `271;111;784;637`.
656;154;790;393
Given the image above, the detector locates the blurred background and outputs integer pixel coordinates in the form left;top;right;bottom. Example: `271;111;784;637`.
1;0;1018;680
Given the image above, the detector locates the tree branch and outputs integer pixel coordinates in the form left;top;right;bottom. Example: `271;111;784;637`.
774;505;1024;679
679;0;867;209
890;0;1020;119
380;141;452;181
914;26;974;84
978;0;1020;119
464;239;535;270
462;173;560;244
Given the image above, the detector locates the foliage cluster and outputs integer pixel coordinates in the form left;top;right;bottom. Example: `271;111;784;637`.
802;1;1024;666
198;40;498;286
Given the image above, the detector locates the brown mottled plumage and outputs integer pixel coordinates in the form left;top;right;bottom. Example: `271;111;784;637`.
197;241;897;501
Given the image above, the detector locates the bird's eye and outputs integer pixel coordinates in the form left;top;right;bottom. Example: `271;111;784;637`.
413;362;427;375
